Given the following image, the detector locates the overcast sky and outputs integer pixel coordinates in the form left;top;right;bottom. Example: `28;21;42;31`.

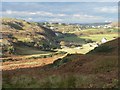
1;2;118;23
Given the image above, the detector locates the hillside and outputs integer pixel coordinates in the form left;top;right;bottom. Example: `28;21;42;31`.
87;37;118;55
50;38;119;72
3;38;119;88
109;22;118;27
1;18;60;56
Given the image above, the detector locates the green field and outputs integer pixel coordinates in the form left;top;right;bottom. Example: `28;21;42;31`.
15;45;52;55
80;34;118;42
60;36;86;44
57;44;95;54
58;33;118;54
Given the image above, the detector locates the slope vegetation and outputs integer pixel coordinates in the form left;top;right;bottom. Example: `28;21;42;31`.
3;38;119;88
1;18;60;56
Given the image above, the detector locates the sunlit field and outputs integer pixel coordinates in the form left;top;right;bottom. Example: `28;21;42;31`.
80;33;118;42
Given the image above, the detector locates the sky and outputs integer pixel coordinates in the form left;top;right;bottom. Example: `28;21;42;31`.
1;2;118;23
1;0;120;2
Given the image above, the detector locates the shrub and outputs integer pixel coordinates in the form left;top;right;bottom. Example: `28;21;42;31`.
85;39;93;43
3;75;36;88
41;80;53;88
88;45;114;54
103;79;118;88
94;46;114;53
7;46;14;54
66;75;76;88
8;22;23;30
93;59;118;73
58;51;67;54
52;59;62;68
62;58;69;63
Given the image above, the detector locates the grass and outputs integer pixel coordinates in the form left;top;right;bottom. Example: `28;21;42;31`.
88;45;115;54
80;34;118;42
2;74;96;88
2;18;119;88
15;45;52;55
60;36;87;44
70;28;98;33
3;73;118;88
26;51;67;60
57;43;95;54
92;56;118;73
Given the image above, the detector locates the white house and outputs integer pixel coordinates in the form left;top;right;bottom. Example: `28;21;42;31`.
92;26;95;28
50;26;54;29
101;38;107;43
58;23;62;25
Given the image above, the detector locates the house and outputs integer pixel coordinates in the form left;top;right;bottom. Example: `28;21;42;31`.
58;23;62;25
50;26;54;30
92;26;95;28
101;38;107;43
104;25;112;28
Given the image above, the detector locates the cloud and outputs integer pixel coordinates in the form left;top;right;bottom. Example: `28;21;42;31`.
2;5;116;23
48;18;63;22
57;14;67;17
95;6;118;13
6;10;12;14
2;10;67;17
2;10;110;23
28;17;32;20
73;14;104;20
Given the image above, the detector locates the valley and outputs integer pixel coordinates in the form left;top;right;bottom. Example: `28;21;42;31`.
1;18;119;88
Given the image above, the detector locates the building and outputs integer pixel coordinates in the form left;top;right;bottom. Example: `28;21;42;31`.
101;38;107;43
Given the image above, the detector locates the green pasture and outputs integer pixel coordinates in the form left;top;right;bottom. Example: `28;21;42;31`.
80;34;118;42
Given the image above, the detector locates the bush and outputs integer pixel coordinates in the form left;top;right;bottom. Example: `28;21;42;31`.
88;45;114;54
52;59;62;67
8;22;23;30
103;79;118;88
7;46;14;54
58;51;67;54
62;58;69;63
85;39;93;43
3;74;118;88
93;58;118;73
94;46;114;53
52;57;71;68
66;75;76;88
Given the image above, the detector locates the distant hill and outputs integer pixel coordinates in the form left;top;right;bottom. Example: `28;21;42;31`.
109;22;118;27
79;22;111;26
1;18;60;56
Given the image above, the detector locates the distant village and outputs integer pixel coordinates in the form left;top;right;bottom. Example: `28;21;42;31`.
41;22;118;31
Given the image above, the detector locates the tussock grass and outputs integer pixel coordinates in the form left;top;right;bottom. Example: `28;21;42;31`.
3;74;118;88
